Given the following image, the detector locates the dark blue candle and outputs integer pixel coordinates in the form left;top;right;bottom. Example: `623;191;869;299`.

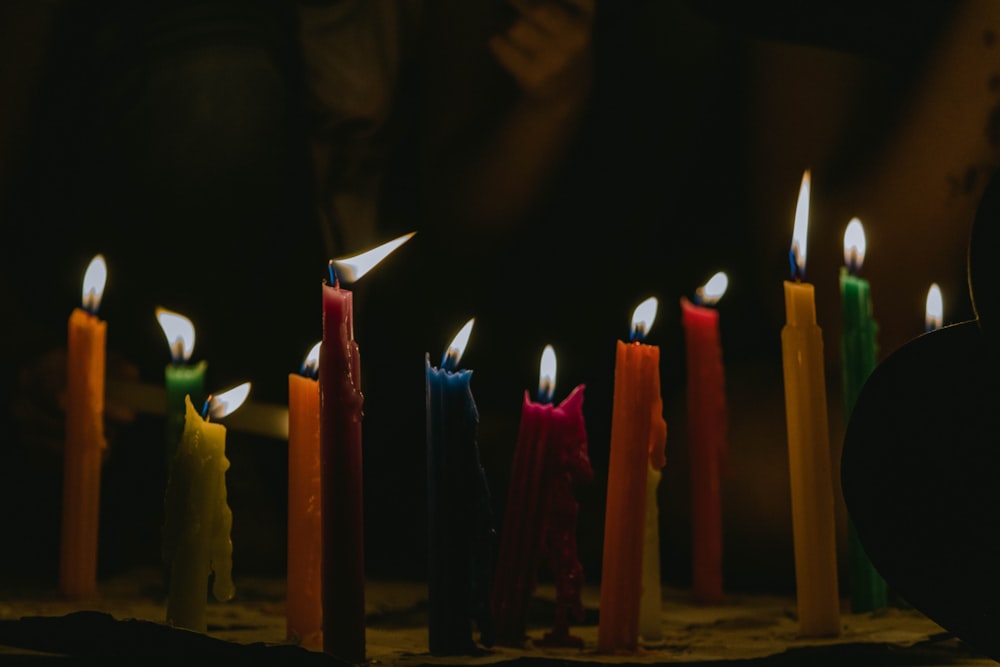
425;319;495;655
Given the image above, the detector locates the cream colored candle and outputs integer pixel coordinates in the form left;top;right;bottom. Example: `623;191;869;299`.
781;171;840;637
639;464;663;641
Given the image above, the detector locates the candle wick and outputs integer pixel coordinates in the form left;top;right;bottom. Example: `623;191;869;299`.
201;396;213;421
327;261;338;287
693;289;704;307
441;349;456;372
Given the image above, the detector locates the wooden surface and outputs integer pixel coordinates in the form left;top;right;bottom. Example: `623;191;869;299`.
0;567;993;666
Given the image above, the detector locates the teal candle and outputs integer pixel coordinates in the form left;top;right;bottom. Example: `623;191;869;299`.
157;308;207;466
839;218;888;613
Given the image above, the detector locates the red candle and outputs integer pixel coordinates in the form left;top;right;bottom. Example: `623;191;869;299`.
492;345;591;647
680;271;729;604
60;254;108;599
319;232;413;662
287;342;322;649
598;297;668;653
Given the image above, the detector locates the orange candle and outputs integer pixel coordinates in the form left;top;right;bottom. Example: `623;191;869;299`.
598;297;668;653
60;254;108;598
781;170;840;637
287;342;323;649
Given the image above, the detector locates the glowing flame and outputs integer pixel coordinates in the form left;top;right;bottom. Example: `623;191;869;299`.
698;271;728;306
206;382;251;420
442;318;474;370
790;170;811;279
301;341;321;378
925;283;943;332
156;307;195;363
331;231;415;283
630;297;658;342
538;344;557;403
81;254;107;314
843;218;866;274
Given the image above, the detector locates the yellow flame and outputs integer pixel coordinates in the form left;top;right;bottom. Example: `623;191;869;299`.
630;297;658;341
538;344;557;401
925;283;943;331
331;231;415;283
156;307;195;362
208;382;252;420
699;271;728;306
444;318;474;368
791;170;811;276
81;254;107;312
843;218;866;272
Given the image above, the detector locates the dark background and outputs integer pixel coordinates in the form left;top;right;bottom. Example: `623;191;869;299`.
0;0;978;601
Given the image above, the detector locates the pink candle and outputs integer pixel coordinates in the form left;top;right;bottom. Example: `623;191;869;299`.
680;271;729;604
492;345;591;647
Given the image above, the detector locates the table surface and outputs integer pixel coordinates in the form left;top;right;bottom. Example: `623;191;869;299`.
0;568;993;666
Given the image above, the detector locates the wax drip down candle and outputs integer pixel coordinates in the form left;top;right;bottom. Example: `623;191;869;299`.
492;345;592;648
162;383;249;633
60;254;108;599
838;219;888;614
598;297;668;652
781;170;841;637
926;283;944;333
680;270;729;605
156;307;207;470
287;341;322;649
426;318;496;655
320;231;414;663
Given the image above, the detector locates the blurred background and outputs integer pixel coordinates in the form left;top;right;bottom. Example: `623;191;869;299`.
0;0;989;600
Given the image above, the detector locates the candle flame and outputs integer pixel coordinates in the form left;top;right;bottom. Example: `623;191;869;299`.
697;271;728;306
301;341;321;378
925;283;943;332
81;254;107;314
790;170;811;279
207;382;252;420
156;307;196;363
843;218;866;274
538;344;557;403
630;297;658;343
330;231;415;283
442;318;474;370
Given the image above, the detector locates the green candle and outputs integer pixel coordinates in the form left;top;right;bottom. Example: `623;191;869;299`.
162;388;247;632
838;218;888;613
157;308;207;466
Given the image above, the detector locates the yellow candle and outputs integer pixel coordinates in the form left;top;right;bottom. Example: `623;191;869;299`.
163;386;248;632
60;255;108;599
598;298;667;653
287;342;322;649
781;170;840;637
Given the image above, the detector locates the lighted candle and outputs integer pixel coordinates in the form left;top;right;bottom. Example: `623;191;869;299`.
680;270;729;604
426;318;495;655
598;297;668;652
838;218;888;614
60;254;108;598
926;283;943;332
781;169;841;637
156;307;206;468
493;345;591;648
162;382;249;632
320;232;413;663
287;341;322;649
